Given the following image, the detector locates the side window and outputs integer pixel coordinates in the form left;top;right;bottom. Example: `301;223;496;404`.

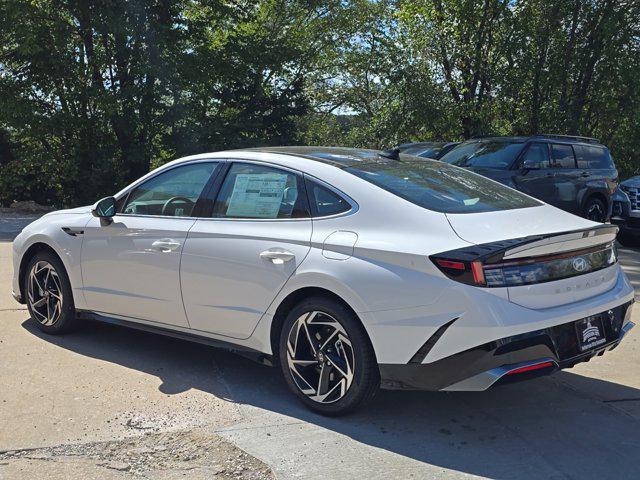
123;162;217;217
306;179;351;217
212;163;308;219
522;143;550;169
575;145;614;169
550;144;576;169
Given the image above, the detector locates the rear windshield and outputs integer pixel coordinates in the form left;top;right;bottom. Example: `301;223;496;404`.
345;160;542;214
440;141;523;168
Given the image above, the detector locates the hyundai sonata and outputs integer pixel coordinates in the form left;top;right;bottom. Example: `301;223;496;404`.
11;147;635;415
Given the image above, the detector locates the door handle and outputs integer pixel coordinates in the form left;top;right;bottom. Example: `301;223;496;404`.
151;239;181;252
260;249;295;264
581;172;590;177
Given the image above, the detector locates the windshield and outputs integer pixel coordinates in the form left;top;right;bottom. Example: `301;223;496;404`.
403;146;443;158
440;141;524;168
345;159;541;214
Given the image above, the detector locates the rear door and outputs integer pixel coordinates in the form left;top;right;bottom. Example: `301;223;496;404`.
549;143;581;214
180;161;312;339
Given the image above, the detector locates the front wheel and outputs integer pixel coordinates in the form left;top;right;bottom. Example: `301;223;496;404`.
584;197;607;223
24;250;79;334
278;296;379;416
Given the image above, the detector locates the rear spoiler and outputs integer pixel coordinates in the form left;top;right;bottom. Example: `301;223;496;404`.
434;224;617;265
430;225;618;288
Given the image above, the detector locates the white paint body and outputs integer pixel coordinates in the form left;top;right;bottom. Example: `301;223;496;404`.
11;150;635;373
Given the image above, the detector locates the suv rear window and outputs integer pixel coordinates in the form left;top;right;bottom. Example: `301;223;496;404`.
346;160;542;214
574;145;614;169
439;141;523;168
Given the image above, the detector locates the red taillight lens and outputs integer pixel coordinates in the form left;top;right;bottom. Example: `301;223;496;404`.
430;257;485;287
470;261;485;286
435;259;465;270
506;361;555;376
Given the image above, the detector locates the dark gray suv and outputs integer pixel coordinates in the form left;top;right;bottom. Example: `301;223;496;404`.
440;135;618;222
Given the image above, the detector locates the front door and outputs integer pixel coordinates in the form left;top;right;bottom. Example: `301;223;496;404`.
81;161;219;327
181;161;312;339
512;142;557;205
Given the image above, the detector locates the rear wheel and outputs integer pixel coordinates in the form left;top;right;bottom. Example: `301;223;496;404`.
278;296;379;416
24;251;78;334
584;197;607;223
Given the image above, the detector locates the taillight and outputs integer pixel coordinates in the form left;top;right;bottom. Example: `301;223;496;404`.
505;361;555;376
430;243;617;288
432;258;486;287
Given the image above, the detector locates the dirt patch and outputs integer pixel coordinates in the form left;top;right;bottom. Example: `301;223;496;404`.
0;429;274;479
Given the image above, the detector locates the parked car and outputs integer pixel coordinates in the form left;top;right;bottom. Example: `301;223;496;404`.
612;176;640;246
396;141;460;160
11;147;635;415
439;135;618;223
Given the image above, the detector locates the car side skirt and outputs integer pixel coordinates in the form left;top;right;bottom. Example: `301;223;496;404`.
79;311;274;366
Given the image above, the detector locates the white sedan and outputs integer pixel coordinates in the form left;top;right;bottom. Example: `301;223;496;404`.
11;147;635;415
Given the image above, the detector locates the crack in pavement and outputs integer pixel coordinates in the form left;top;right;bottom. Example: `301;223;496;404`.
0;429;275;479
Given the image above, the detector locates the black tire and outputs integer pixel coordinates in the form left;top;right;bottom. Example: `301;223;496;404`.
617;232;640;248
24;250;79;334
584;197;607;223
278;295;379;416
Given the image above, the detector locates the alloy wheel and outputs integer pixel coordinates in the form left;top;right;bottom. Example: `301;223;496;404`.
27;261;63;326
286;311;355;404
587;202;605;223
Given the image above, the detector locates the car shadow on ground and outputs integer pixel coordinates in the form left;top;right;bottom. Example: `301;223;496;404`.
21;316;640;479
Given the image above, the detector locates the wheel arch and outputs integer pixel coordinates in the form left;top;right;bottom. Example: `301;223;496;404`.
269;286;369;362
18;242;66;302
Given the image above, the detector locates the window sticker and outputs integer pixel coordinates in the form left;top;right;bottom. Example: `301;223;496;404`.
226;173;288;218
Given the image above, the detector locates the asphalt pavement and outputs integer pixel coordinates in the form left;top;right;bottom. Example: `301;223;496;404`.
1;215;639;479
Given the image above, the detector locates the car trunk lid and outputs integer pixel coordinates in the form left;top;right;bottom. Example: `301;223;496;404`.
439;206;619;308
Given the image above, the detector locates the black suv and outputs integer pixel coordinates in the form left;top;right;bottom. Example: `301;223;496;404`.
612;176;640;246
439;135;618;222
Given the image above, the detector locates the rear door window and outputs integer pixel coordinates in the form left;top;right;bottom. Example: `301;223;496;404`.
212;163;309;219
574;145;614;169
550;144;577;169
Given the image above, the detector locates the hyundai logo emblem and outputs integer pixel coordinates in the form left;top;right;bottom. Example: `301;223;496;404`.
572;257;589;272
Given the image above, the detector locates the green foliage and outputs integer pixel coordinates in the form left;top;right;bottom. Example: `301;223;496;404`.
1;0;639;207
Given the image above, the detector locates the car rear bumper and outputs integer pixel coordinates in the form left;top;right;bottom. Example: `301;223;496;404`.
612;215;640;236
379;300;635;391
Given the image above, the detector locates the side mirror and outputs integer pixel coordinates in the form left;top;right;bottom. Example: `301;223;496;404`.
92;197;116;225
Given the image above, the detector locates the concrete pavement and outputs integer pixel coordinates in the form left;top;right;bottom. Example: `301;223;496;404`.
1;219;639;479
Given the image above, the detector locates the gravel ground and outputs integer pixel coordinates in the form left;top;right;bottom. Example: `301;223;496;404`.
0;430;274;479
1;213;640;479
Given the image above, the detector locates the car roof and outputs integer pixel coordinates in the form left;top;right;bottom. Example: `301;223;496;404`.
398;141;447;150
179;146;431;169
467;135;605;147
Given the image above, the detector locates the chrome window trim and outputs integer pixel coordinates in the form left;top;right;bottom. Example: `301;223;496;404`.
112;156;359;222
196;158;359;223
